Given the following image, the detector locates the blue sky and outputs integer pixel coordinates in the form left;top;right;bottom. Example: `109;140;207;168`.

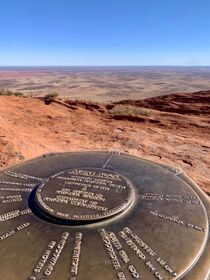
0;0;210;66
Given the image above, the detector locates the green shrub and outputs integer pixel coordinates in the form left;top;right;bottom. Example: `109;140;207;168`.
44;92;59;100
13;91;23;96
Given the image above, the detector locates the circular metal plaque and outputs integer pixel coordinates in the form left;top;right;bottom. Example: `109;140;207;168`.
35;168;134;222
0;151;209;280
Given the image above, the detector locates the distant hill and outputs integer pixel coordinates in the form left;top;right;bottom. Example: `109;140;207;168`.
113;90;210;115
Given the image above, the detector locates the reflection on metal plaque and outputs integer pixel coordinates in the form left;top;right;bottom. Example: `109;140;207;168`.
0;151;209;280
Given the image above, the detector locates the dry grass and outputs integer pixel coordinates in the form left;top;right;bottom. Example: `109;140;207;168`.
0;89;23;96
109;105;152;117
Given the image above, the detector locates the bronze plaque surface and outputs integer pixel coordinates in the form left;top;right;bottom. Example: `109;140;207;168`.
0;151;209;280
35;168;134;222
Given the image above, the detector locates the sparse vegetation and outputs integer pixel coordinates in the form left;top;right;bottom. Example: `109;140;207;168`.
13;91;24;96
43;92;59;104
109;105;152;117
44;92;59;100
0;89;24;96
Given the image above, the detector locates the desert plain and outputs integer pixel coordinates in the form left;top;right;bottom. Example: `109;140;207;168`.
1;66;210;101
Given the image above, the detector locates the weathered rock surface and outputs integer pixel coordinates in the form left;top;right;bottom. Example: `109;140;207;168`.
0;90;209;194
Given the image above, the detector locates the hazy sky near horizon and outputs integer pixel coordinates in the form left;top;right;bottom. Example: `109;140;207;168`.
0;0;210;66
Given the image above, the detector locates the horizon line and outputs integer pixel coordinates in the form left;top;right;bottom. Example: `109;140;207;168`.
0;65;210;67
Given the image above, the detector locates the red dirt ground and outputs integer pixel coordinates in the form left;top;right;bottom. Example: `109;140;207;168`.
0;90;209;194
